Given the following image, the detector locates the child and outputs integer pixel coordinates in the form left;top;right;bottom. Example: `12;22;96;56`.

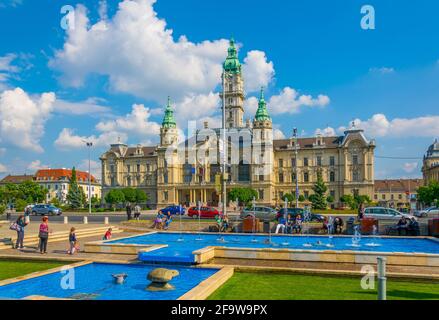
164;215;172;230
103;228;112;240
68;227;77;255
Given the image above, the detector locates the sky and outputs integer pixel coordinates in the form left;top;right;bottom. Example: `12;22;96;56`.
0;0;438;180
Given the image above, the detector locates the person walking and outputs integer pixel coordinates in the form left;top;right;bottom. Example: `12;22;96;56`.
126;203;132;221
134;204;141;220
14;215;27;249
357;203;365;220
38;216;50;254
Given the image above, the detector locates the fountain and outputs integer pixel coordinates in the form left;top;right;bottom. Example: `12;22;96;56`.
326;217;335;248
112;273;128;284
347;225;362;247
365;225;382;247
146;268;179;291
195;201;203;241
251;197;258;243
177;205;184;242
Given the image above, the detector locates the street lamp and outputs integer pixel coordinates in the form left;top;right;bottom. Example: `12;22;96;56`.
293;128;299;209
84;141;93;215
221;71;232;218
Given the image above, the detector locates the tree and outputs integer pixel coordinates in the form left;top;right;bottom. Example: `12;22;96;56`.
228;187;258;206
417;181;439;206
67;167;84;209
121;188;137;203
135;189;148;203
327;195;335;203
298;195;306;202
340;194;355;209
105;189;125;209
311;169;328;210
282;193;295;206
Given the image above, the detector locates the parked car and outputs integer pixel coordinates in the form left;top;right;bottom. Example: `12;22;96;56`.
31;204;62;216
276;208;325;222
240;206;278;221
414;207;439;218
363;207;414;220
159;205;186;215
187;206;222;219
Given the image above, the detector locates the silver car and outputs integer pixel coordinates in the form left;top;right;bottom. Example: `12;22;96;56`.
414;207;439;218
31;204;63;216
364;207;415;221
240;206;277;221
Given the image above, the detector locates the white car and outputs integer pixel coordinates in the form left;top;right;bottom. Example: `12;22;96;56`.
364;207;415;221
414;207;439;218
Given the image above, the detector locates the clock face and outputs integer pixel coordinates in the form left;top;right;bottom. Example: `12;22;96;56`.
349;141;362;153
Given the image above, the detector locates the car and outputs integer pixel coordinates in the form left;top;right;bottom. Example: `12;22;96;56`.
364;207;415;221
276;208;325;222
240;206;278;221
414;207;439;218
187;206;222;219
159;205;186;215
31;204;62;216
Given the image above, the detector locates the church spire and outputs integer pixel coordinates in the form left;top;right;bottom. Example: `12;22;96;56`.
223;38;241;74
255;87;271;121
162;96;176;129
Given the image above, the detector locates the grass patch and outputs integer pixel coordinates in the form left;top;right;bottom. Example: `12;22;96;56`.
0;259;68;281
208;272;439;300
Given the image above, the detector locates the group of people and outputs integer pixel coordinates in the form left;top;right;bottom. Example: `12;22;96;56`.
11;215;51;254
152;211;173;230
275;214;303;234
126;203;142;221
393;216;420;236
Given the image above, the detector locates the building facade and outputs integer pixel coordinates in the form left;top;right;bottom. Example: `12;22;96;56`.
101;39;376;209
34;169;101;204
373;179;423;209
422;139;439;184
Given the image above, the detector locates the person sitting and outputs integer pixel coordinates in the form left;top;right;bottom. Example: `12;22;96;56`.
164;215;173;230
396;217;408;236
286;214;294;234
275;216;287;234
407;217;420;236
152;212;163;229
292;214;303;234
333;217;344;234
220;215;230;232
103;228;112;240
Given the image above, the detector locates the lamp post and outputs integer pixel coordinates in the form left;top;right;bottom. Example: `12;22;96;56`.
85;141;93;215
221;71;232;218
293;128;299;209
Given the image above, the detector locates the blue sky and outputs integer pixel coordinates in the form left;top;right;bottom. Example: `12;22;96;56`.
0;0;438;180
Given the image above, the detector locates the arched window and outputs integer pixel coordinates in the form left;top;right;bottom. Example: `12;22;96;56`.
238;160;250;182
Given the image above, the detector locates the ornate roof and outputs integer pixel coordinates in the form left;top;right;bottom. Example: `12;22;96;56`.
223;38;241;74
254;87;271;122
425;139;439;158
162;96;177;129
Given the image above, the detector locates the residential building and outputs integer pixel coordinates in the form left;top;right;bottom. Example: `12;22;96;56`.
422;139;439;184
374;179;423;209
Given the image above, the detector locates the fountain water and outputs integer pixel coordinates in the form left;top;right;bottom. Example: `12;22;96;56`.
365;225;382;247
251;197;258;243
177;205;184;242
347;225;362;247
326;217;335;248
196;201;203;241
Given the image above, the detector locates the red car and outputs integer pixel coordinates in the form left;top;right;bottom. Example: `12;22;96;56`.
187;206;222;219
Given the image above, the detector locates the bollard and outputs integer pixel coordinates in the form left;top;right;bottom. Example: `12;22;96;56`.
377;257;387;300
83;216;88;224
64;216;68;224
104;217;109;225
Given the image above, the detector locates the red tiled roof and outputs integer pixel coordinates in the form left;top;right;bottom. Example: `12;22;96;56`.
35;169;96;183
0;174;35;184
374;179;424;193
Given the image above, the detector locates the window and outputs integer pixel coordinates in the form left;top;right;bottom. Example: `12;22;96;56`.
279;191;284;200
127;176;131;187
303;157;308;167
146;163;151;172
127;165;131;173
317;156;322;166
238;161;250;182
304;191;309;199
303;172;309;182
330;171;335;182
278;173;284;183
278;159;284;168
352;155;358;165
391;194;394;200
330;156;335;166
382;194;386;200
258;189;264;200
291;172;296;182
137;164;141;172
374;194;378;200
353;189;359;197
291;158;296;167
164;173;169;184
210;165;220;183
259;175;264;182
55;184;58;190
330;190;336;198
163;191;168;201
352;170;360;182
398;194;402;200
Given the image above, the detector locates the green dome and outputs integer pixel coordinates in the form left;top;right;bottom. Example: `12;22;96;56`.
223;38;241;74
162;96;176;129
255;87;271;121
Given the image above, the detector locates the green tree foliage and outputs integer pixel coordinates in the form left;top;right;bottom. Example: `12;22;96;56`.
311;170;328;210
417;181;439;206
105;189;125;208
0;204;6;215
135;189;148;203
326;195;335;203
228;187;258;205
340;194;371;209
121;188;137;203
298;195;306;202
66;167;84;209
0;181;48;206
281;193;295;205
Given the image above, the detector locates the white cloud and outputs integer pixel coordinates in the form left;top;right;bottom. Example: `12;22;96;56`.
403;162;418;173
273;128;286;140
369;67;395;75
245;87;330;117
315;127;336;137
338;114;439;138
78;159;101;180
174;92;220;125
0;54;19;90
0;163;7;173
55;103;161;150
53;97;111;116
0;148;6;156
0;0;23;8
243;50;275;92
0;88;55;152
50;0;275;103
27;160;50;171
